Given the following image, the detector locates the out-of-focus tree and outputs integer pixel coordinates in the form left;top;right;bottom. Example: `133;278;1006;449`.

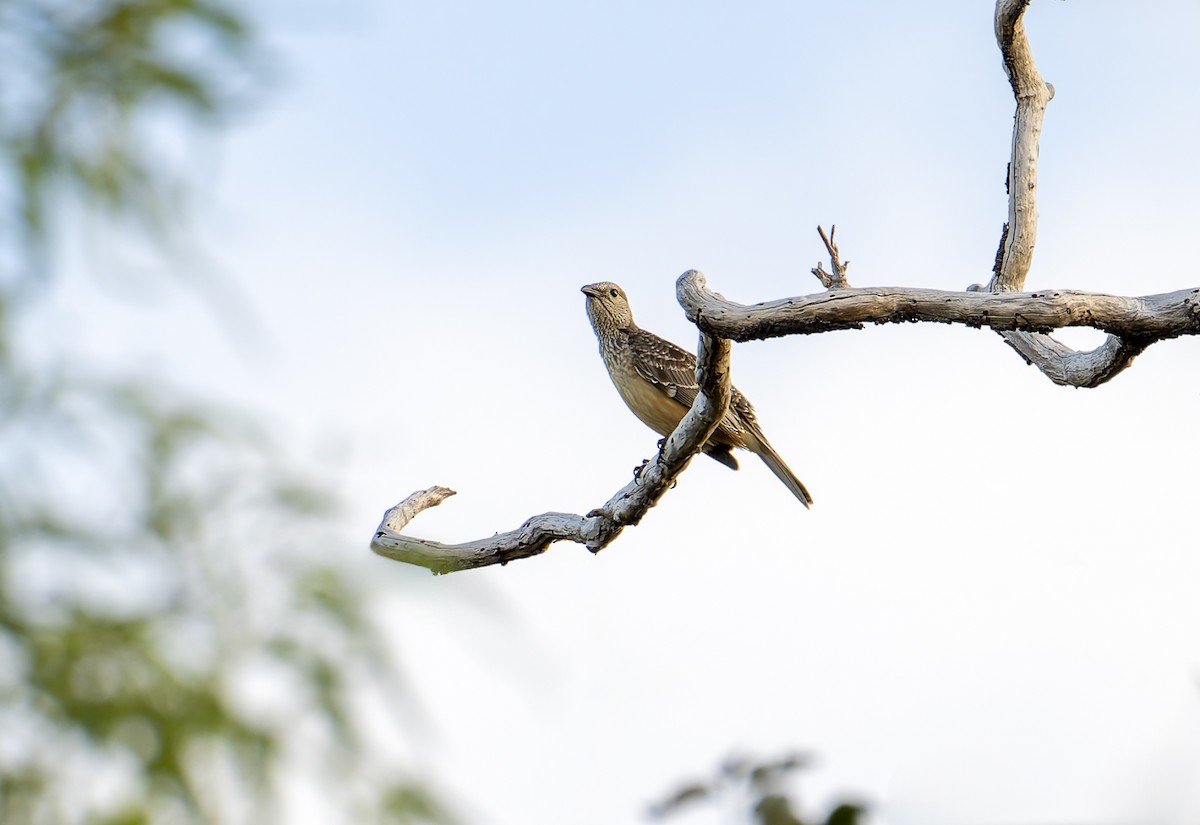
0;2;452;823
648;753;867;825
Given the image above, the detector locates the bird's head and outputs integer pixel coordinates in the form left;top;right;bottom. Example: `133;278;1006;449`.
581;281;634;333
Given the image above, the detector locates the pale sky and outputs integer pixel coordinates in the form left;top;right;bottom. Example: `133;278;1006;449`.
37;1;1200;823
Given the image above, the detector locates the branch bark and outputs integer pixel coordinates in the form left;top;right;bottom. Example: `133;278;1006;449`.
988;0;1143;386
677;271;1200;344
370;329;732;574
990;0;1053;294
996;331;1150;387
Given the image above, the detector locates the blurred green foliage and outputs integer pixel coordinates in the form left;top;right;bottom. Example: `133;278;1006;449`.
0;2;453;823
648;753;868;825
0;0;256;279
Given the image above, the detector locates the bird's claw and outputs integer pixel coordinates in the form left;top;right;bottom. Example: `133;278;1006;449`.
632;458;651;480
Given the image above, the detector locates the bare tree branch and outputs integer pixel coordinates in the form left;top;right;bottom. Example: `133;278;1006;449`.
988;0;1147;387
678;270;1200;343
370;331;733;574
371;1;1199;569
990;0;1053;294
996;331;1150;387
687;1;1186;388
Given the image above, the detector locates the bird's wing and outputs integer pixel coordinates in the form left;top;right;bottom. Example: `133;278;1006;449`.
626;329;701;408
625;328;812;506
627;327;766;436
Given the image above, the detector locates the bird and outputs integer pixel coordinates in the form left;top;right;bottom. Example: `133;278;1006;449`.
581;281;813;507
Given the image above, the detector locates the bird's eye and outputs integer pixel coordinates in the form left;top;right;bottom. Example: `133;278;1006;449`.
609;288;619;298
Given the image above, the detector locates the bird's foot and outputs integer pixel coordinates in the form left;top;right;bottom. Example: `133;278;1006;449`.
632;457;651;479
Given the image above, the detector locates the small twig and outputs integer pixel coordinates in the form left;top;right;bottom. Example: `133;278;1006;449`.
811;224;852;289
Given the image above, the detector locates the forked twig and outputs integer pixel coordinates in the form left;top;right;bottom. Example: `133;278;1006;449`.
811;225;852;290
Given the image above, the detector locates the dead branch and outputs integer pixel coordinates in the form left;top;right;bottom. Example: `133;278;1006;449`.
370;333;732;574
996;331;1150;387
678;0;1199;388
988;0;1144;386
990;0;1053;295
678;269;1200;344
811;225;852;290
372;0;1198;572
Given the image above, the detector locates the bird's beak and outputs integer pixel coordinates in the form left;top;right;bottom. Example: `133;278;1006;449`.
581;284;602;297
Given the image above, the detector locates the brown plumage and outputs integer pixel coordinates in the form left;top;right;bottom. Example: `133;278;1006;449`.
581;281;813;507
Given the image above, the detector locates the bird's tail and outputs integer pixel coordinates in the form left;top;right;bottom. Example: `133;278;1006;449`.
750;435;813;508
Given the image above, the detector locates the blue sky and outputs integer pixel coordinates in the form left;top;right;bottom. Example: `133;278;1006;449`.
39;1;1200;823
